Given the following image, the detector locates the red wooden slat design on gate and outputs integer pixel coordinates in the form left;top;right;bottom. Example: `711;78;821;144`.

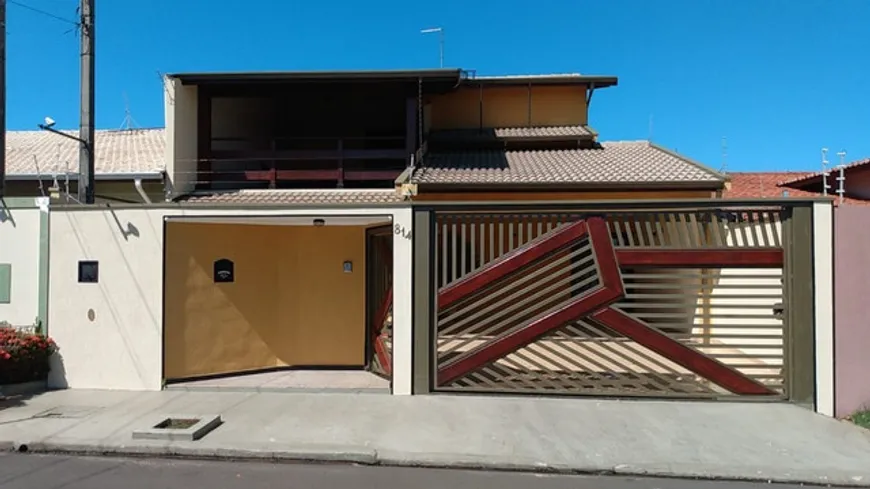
438;220;589;309
586;216;623;291
437;217;621;386
615;249;783;268
438;287;622;385
372;288;393;376
590;307;776;395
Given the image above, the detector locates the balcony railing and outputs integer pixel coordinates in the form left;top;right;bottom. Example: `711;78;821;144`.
201;136;411;189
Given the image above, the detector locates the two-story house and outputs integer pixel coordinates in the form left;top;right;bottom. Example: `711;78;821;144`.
42;68;766;398
163;69;728;203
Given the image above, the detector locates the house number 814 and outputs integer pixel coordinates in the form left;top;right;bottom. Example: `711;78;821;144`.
394;224;412;240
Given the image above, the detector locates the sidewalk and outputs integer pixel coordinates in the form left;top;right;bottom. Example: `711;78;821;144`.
1;389;869;486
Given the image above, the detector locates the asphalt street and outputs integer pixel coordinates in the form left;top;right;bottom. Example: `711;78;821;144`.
0;453;848;489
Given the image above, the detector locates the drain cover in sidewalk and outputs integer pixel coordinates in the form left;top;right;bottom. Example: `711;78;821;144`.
132;414;222;441
34;406;100;419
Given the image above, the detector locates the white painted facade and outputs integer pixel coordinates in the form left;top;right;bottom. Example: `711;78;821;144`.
0;202;43;327
47;205;414;394
163;76;198;198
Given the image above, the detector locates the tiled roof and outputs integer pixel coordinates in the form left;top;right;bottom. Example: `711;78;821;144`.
429;125;596;143
179;189;405;205
723;171;869;206
723;172;814;199
5;128;165;176
779;157;870;187
410;141;726;187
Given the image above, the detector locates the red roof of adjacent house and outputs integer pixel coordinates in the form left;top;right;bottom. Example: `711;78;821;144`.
724;171;869;206
779;158;870;187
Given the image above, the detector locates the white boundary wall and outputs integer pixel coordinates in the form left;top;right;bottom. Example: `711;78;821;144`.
0;201;44;327
47;205;414;393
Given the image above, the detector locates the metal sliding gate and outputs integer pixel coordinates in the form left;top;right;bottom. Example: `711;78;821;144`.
428;203;809;399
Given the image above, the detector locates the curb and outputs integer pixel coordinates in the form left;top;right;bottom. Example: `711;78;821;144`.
3;442;869;487
8;441;378;466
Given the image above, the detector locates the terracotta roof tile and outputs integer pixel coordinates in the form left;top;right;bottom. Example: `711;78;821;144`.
429;125;596;144
411;141;726;186
723;171;870;206
5;128;165;176
179;189;405;205
723;172;814;199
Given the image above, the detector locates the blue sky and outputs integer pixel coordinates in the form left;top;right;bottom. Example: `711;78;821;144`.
5;0;869;172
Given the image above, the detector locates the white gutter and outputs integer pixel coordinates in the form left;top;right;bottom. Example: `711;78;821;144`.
133;178;152;204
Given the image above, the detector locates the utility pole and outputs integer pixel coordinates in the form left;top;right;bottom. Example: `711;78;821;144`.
0;0;6;198
79;0;95;204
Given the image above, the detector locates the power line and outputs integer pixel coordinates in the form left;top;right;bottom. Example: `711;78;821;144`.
8;0;77;26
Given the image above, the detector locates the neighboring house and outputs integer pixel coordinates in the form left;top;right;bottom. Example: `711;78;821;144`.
724;161;870;205
2;128;166;203
5;68;833;417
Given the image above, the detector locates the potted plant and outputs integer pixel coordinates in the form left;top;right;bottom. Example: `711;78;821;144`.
0;321;58;395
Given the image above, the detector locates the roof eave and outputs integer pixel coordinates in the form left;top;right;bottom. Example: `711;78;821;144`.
167;69;464;85
413;180;726;192
465;75;618;88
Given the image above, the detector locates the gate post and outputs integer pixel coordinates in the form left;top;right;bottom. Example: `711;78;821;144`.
412;208;434;394
784;203;819;410
812;201;834;416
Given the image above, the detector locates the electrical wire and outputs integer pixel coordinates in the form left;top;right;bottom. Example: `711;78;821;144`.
8;0;78;26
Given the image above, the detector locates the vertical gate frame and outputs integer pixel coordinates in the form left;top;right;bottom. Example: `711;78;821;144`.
412;209;434;394
783;204;817;409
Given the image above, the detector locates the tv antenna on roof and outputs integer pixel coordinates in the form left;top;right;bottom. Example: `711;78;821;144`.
821;147;830;196
118;92;140;131
719;136;728;173
420;27;444;68
836;150;847;204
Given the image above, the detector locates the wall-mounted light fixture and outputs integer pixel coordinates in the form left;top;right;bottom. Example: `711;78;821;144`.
313;218;326;227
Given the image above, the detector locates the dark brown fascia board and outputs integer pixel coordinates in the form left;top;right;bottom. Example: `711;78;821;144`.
414;180;726;192
463;75;618;88
168;69;463;85
501;134;596;143
429;134;597;145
